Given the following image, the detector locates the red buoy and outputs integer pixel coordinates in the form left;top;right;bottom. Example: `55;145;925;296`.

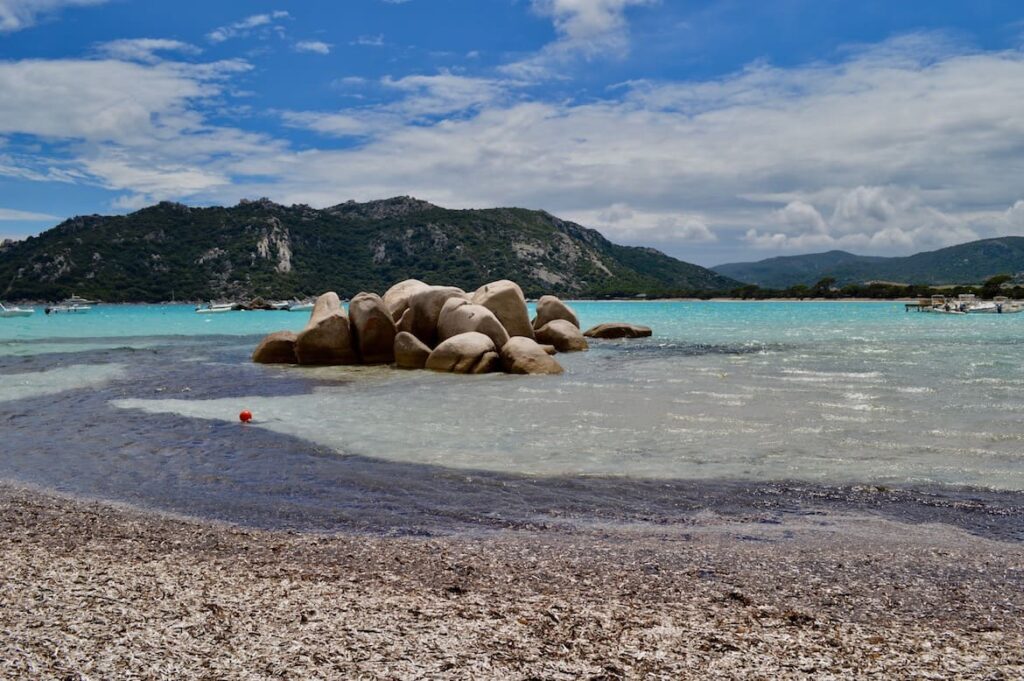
239;410;253;423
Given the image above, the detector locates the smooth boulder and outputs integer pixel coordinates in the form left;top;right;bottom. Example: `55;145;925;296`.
533;295;579;330
294;292;359;365
399;286;468;347
394;331;431;370
383;279;430;322
472;280;534;339
437;298;510;350
500;337;564;375
425;332;497;374
252;330;297;364
348;292;397;364
583;322;653;339
535;319;589;352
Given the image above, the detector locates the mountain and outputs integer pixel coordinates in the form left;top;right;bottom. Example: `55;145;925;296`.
0;197;738;302
713;237;1024;288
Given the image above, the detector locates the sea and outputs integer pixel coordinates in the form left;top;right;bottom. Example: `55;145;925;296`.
1;301;1023;539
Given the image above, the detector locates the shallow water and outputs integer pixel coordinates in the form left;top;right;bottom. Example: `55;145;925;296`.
1;302;1023;537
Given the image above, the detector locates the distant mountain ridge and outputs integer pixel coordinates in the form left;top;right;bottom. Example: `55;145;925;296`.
0;197;738;302
713;237;1024;288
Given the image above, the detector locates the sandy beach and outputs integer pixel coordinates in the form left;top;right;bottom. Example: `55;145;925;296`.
1;483;1022;679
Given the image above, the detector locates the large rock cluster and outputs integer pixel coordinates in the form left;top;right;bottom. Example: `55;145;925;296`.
253;278;650;375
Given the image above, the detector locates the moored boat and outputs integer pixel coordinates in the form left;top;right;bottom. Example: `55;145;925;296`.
288;300;315;312
61;294;99;306
0;302;34;318
195;302;237;314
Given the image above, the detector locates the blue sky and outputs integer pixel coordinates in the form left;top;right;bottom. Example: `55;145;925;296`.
1;1;1023;265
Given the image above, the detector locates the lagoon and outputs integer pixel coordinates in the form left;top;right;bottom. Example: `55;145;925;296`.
2;301;1023;534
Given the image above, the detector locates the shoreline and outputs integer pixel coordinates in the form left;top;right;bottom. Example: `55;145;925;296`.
2;482;1022;678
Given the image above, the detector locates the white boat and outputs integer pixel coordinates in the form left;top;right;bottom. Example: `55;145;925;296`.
195;302;236;314
45;304;91;314
62;294;99;306
288;300;315;312
924;294;1022;314
0;302;34;318
269;301;291;311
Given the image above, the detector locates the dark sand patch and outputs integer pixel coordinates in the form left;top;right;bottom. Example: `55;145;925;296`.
1;484;1022;679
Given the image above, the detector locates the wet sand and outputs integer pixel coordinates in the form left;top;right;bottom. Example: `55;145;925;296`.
2;483;1022;679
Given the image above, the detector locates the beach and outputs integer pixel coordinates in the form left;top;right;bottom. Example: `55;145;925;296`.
2;482;1022;679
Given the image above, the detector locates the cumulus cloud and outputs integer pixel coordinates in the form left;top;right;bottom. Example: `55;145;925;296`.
295;40;331;55
207;10;289;43
0;0;105;32
5;26;1024;261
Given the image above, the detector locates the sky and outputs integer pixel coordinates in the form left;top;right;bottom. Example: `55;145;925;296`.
1;1;1023;266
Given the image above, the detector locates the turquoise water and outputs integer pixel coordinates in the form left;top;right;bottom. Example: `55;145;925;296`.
2;300;1024;532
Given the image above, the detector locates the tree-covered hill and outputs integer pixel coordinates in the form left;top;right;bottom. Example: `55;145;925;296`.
713;237;1024;287
0;197;738;302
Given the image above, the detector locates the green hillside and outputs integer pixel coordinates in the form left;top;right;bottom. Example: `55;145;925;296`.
714;238;1024;287
0;197;738;302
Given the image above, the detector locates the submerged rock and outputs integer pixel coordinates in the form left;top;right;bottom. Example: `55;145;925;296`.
294;292;359;365
426;332;497;374
536;319;588;352
583;323;653;339
349;292;397;364
252;331;297;364
394;331;431;370
500;337;564;375
533;295;579;330
473;280;534;339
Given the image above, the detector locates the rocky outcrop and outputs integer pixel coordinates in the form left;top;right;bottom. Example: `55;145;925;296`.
533;295;579;329
294;292;359;365
500;337;564;375
472;280;534;339
437;298;510;350
399;286;468;348
382;279;430;322
583;323;653;339
394;331;431;370
535;320;589;352
348;292;397;364
425;332;498;374
254;279;651;376
252;331;297;364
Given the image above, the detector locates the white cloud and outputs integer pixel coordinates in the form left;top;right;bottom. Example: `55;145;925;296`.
503;0;656;78
95;38;201;63
351;34;385;47
0;207;57;220
563;203;716;242
283;71;512;137
0;0;106;32
295;40;331;55
5;30;1024;262
207;10;289;44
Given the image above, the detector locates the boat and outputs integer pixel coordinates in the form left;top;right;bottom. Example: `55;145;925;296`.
269;301;291;311
288;300;315;312
921;293;1023;314
45;304;90;314
0;302;34;318
62;293;99;306
195;302;236;314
